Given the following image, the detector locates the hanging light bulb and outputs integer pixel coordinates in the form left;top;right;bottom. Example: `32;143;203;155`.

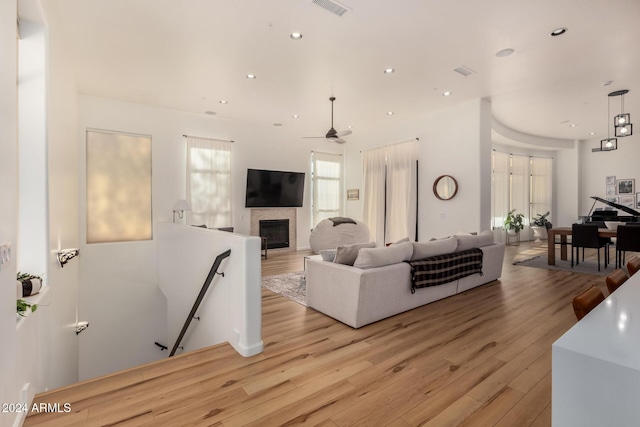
612;89;633;137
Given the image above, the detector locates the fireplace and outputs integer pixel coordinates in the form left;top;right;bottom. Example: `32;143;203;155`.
259;219;290;249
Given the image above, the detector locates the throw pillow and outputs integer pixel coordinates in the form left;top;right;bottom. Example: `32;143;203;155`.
353;242;414;269
319;249;337;262
411;236;457;261
455;230;494;251
334;242;376;265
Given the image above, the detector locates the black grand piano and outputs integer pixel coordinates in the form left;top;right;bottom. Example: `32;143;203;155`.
586;196;640;226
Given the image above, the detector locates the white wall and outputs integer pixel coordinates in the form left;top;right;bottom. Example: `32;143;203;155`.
344;99;493;239
157;224;262;358
44;1;82;390
0;1;19;426
578;136;640;216
76;95;341;379
555;142;580;226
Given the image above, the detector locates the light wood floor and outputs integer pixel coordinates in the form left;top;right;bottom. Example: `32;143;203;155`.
25;242;616;426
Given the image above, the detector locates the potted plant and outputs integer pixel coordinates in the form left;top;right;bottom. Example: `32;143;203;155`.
504;209;525;234
531;211;552;242
17;299;38;317
16;272;42;318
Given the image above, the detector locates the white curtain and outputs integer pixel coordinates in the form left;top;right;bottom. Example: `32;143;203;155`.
362;146;386;246
491;151;510;229
385;140;418;243
530;156;553;224
311;151;342;228
510;154;530;233
186;136;232;228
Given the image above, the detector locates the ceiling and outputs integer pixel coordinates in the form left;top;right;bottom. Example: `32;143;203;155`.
31;0;640;146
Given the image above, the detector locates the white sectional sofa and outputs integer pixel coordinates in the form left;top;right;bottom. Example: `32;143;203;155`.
306;235;505;328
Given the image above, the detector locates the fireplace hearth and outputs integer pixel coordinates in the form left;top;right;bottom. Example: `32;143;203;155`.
259;219;290;249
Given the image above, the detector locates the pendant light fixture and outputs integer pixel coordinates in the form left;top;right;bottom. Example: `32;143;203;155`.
612;89;632;137
600;92;618;151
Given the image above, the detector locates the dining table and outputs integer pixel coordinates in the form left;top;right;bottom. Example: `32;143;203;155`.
547;226;617;265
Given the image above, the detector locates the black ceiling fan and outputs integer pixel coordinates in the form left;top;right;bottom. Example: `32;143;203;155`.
305;97;352;144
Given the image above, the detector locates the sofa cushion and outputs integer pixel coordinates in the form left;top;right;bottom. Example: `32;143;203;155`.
334;242;376;265
410;236;457;261
455;230;494;251
319;249;337;262
354;242;413;269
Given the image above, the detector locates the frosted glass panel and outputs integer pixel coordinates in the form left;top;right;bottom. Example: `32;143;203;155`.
86;130;152;243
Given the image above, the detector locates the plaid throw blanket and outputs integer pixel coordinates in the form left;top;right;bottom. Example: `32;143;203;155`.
407;248;483;293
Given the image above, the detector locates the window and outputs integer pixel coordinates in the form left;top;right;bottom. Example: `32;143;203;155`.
186;136;232;228
491;150;553;234
86;130;153;243
311;151;342;228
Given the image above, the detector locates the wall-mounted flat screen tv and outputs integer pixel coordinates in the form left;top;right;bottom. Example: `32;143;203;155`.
245;168;305;208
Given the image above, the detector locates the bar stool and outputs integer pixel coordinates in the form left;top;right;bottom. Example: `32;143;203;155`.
606;269;628;294
572;285;605;321
627;256;640;277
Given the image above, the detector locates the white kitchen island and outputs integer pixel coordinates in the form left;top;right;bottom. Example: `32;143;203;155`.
552;272;640;426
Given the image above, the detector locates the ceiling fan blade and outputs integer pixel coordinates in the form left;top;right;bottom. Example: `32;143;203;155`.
335;129;352;137
333;137;346;144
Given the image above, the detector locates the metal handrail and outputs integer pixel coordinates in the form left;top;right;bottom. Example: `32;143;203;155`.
169;249;231;357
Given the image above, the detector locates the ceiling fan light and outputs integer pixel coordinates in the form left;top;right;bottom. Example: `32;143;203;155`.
615;123;633;137
600;138;618;151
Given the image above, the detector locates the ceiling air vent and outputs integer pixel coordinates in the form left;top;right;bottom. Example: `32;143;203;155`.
312;0;350;17
453;65;476;77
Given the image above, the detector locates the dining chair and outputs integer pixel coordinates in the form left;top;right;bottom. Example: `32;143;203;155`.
572;285;605;321
605;268;628;294
571;224;609;271
615;225;640;268
627;256;640;277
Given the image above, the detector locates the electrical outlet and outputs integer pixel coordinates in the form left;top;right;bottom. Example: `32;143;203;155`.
0;243;11;270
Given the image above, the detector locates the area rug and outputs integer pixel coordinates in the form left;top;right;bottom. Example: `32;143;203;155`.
262;272;307;306
513;255;617;277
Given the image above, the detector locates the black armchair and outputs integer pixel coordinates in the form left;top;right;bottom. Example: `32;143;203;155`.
571;224;609;271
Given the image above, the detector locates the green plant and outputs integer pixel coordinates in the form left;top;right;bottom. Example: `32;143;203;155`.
17;299;37;317
532;211;553;229
504;209;525;233
16;272;43;316
17;272;42;282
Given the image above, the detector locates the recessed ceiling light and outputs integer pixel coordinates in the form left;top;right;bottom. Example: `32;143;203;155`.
496;48;515;58
292;114;299;119
204;111;216;115
273;123;283;126
246;74;256;79
347;125;352;129
550;27;567;37
387;111;394;115
219;100;228;104
384;68;395;74
290;32;303;40
590;132;597;135
442;91;452;96
569;124;577;128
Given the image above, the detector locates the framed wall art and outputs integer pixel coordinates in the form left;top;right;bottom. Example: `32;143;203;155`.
347;189;359;201
606;175;616;186
617;179;635;195
620;195;636;209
